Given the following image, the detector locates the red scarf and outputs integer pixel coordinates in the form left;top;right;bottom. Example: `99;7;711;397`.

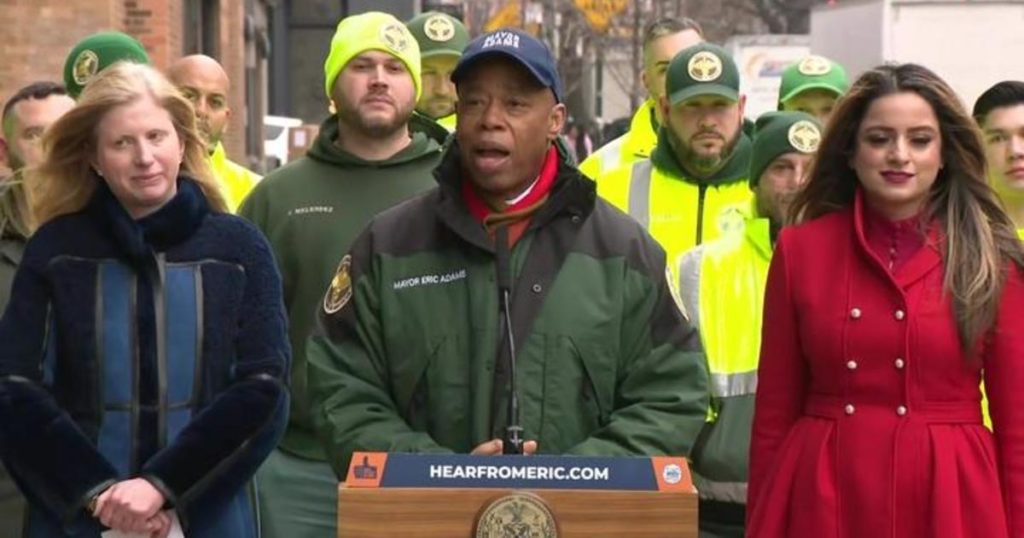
462;146;559;222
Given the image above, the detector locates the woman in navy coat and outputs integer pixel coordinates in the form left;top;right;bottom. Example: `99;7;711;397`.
0;62;289;537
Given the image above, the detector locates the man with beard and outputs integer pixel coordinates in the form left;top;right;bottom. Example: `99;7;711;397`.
598;43;753;276
677;112;821;538
238;12;447;538
0;82;75;174
306;28;707;477
580;17;703;179
168;54;260;212
406;11;468;131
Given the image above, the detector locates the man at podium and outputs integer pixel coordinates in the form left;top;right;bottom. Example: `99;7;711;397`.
307;28;709;476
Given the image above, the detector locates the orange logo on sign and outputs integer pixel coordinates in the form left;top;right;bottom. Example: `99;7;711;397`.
346;452;388;488
651;456;693;492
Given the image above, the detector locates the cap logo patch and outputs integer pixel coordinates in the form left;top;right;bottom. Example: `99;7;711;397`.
798;55;832;76
482;31;520;49
688;51;723;82
379;23;411;53
788;120;822;153
424;15;455;42
72;50;100;86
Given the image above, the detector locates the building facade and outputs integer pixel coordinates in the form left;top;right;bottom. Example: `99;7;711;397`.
0;0;267;169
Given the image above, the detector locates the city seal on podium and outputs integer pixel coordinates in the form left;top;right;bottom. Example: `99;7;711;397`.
475;492;558;538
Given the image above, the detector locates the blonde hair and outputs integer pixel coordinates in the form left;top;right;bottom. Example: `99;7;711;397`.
34;61;226;225
0;173;33;240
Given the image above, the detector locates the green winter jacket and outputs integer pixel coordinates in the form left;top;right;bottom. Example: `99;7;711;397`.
307;142;710;477
239;113;448;460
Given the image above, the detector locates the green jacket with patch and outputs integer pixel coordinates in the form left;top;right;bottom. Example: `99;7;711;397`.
239;113;448;461
307;142;710;477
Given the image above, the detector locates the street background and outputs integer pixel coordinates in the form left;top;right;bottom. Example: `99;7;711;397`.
4;0;1023;173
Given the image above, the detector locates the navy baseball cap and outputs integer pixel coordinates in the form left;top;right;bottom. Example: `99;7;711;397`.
451;28;563;103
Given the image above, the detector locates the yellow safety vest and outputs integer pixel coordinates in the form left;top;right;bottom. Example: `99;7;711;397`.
579;99;658;179
680;218;770;399
437;113;457;132
676;216;772;504
597;158;752;276
209;142;261;213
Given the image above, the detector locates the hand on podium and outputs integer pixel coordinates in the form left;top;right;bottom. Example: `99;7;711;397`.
470;438;538;456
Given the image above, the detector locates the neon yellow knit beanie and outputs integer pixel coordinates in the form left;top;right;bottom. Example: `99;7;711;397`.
323;11;422;101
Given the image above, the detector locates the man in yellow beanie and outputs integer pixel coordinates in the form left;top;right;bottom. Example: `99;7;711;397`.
239;11;448;538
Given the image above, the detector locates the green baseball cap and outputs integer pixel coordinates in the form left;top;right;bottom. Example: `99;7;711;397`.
666;43;740;106
63;32;150;98
778;55;849;106
749;111;822;188
406;12;469;59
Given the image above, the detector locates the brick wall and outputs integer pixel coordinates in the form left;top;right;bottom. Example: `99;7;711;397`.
127;0;172;69
217;0;247;163
0;0;251;163
125;0;246;160
0;0;122;106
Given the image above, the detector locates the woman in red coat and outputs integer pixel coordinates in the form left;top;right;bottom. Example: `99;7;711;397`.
747;63;1024;538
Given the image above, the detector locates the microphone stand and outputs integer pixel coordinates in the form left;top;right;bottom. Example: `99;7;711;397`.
495;226;524;455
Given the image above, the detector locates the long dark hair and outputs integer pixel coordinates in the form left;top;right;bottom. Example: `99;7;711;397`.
790;63;1024;354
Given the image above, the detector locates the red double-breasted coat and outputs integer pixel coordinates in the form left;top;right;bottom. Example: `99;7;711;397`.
747;193;1024;538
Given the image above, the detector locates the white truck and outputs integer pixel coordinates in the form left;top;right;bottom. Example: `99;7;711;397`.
810;0;1024;109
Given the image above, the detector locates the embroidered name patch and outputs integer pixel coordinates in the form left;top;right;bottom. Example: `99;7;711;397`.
393;269;467;290
482;31;520;49
287;205;334;216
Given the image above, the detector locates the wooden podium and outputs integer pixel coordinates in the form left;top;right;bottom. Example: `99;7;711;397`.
337;452;698;537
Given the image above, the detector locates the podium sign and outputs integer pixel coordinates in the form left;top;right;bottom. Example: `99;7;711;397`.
338;453;698;537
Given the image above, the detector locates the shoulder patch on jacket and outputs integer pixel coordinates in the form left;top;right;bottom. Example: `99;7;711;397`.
324;255;352;314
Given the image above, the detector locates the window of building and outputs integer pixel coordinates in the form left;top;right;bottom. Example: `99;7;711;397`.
184;0;221;57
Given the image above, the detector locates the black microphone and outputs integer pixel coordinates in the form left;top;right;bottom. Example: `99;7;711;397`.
494;226;523;455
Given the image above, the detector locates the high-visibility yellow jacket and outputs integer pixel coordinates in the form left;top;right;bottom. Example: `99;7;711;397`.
209;142;260;213
596;128;753;274
579;99;659;180
436;113;456;132
677;214;772;506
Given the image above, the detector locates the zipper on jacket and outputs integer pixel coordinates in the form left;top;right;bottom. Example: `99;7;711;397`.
696;183;709;245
